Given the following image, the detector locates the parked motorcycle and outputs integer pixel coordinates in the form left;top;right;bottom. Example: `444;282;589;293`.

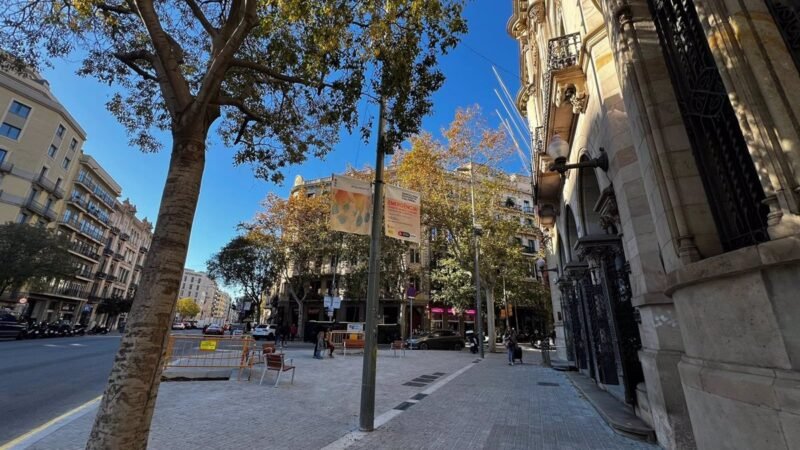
88;325;109;335
72;324;87;336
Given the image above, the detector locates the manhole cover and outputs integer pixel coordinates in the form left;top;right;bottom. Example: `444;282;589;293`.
537;382;560;387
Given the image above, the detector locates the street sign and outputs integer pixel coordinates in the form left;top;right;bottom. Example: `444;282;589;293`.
324;295;333;309
332;296;342;309
199;340;217;351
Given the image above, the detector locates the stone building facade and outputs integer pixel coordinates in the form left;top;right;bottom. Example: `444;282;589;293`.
0;68;152;326
274;169;542;340
509;0;800;449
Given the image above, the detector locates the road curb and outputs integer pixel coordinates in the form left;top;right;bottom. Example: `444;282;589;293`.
0;396;101;450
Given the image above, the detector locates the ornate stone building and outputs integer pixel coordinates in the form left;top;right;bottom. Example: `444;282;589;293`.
509;0;800;449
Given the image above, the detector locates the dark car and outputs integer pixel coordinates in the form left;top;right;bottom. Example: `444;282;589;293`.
407;330;465;350
0;312;25;340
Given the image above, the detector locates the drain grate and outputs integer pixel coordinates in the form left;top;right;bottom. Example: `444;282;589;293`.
411;393;428;400
418;375;438;380
394;401;415;411
432;372;446;376
411;377;433;383
537;382;560;387
403;382;426;387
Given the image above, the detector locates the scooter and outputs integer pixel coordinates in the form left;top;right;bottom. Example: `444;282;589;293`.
72;324;87;336
88;325;109;335
466;331;479;354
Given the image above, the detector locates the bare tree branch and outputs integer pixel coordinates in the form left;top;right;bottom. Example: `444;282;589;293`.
95;2;134;15
114;50;157;81
183;0;217;36
228;58;331;89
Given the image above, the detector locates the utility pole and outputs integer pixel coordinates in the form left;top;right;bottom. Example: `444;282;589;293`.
469;162;484;358
359;95;387;432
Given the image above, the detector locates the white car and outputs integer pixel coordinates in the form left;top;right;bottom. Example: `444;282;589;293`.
171;322;186;330
251;324;277;340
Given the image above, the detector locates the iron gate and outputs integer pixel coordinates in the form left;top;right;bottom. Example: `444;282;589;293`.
648;0;769;251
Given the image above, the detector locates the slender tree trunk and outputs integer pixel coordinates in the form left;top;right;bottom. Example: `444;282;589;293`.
87;132;206;450
486;287;497;353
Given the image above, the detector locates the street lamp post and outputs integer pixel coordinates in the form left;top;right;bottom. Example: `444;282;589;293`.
469;162;484;359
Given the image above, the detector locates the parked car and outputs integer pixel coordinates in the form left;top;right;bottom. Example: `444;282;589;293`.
171;322;186;330
406;330;465;350
203;324;224;335
0;312;25;339
251;324;277;340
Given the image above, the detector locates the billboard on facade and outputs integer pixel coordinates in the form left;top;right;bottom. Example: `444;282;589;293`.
384;184;421;244
330;175;372;236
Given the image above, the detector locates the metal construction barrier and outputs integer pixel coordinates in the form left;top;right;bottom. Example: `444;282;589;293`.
164;335;256;380
327;330;364;353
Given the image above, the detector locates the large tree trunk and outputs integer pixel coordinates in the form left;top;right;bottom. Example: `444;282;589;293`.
86;132;206;450
486;287;497;353
293;296;304;340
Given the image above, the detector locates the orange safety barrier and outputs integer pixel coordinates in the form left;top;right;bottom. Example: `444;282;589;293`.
164;334;257;380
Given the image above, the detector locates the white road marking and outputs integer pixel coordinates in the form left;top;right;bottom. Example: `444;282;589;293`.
0;395;101;450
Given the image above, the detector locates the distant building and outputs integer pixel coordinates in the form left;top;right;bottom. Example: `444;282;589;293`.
178;269;228;324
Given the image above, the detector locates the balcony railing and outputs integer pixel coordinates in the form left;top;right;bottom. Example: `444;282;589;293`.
69;241;100;261
25;198;57;221
522;206;535;214
111;226;120;235
60;215;105;242
139;246;148;254
34;284;90;299
542;33;581;137
95;271;107;279
0;160;13;173
106;274;118;282
135;264;144;271
75;267;93;279
103;247;114;256
521;245;537;254
120;232;130;241
113;252;124;261
35;175;65;199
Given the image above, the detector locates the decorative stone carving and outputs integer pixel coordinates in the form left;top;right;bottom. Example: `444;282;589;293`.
528;0;546;24
595;186;620;235
553;80;588;114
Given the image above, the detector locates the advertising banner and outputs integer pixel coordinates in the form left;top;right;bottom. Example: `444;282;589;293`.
330;175;372;236
384;184;421;244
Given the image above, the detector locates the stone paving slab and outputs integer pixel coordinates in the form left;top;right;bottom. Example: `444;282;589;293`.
27;345;475;450
26;346;657;450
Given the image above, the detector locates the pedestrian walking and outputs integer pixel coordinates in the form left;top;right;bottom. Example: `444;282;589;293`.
315;329;325;359
290;323;297;341
504;330;517;366
323;328;335;358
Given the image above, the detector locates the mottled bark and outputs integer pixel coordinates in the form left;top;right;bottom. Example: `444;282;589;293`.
86;132;206;450
485;287;497;353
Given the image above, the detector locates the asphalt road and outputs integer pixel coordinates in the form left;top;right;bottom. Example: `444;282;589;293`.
0;328;214;445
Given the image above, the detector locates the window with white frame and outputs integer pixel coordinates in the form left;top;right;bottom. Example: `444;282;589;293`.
9;101;31;119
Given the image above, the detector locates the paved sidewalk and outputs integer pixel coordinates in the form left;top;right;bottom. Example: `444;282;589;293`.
24;346;656;450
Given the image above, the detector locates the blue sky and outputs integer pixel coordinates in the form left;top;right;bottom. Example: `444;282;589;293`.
42;0;522;274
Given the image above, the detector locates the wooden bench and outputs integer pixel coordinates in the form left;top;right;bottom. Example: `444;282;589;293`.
259;353;295;387
343;339;365;356
390;340;406;357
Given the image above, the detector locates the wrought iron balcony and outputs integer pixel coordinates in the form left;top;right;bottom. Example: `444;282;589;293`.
542;32;583;138
113;252;124;261
106;275;118;282
24;198;57;221
111;226;120;235
34;174;65;199
75;267;93;279
120;232;130;241
95;271;107;279
139;245;148;254
135;264;144;271
69;241;100;262
103;247;114;256
34;284;90;299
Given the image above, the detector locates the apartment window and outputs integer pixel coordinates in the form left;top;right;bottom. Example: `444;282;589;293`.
410;248;420;264
17;212;29;224
0;123;21;140
55;178;62;191
62;156;71;169
69;138;78;151
44;198;53;211
39;166;48;179
48;144;58;158
56;125;66;138
0;149;6;164
9;101;31;119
